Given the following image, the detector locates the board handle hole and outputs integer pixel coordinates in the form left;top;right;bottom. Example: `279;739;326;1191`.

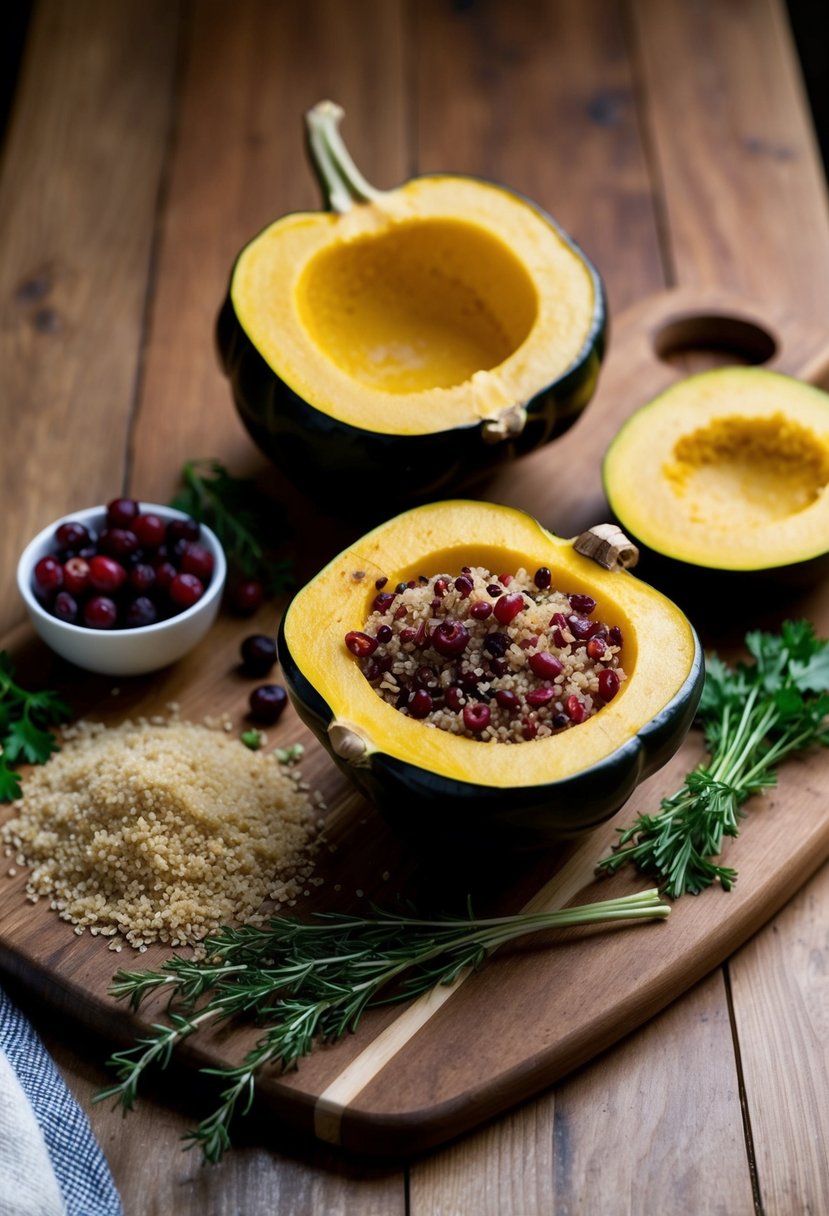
653;314;777;370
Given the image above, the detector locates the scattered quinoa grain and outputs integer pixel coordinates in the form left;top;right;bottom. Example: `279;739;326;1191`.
1;718;318;950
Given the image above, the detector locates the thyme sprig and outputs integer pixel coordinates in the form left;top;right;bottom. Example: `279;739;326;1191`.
97;890;669;1162
597;620;829;897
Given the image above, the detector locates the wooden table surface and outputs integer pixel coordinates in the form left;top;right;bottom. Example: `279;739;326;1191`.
2;1;829;1212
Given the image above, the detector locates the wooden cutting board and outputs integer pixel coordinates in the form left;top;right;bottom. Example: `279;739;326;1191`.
2;286;829;1156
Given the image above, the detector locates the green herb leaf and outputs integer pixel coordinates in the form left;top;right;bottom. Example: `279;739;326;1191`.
598;620;829;897
240;729;263;751
4;715;61;766
0;654;68;801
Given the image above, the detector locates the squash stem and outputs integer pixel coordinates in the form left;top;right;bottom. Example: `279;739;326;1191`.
305;100;385;214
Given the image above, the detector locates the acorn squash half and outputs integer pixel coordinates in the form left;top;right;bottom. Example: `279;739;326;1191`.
217;102;606;509
277;501;703;851
603;368;829;591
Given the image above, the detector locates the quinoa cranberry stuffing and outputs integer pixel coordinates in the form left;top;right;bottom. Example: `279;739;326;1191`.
344;566;626;743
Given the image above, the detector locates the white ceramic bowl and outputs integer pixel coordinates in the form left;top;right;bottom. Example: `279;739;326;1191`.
17;503;227;676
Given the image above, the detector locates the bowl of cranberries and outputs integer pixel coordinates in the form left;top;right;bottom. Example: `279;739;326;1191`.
17;498;227;676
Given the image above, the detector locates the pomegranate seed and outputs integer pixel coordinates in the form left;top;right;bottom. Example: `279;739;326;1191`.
55;520;92;552
490;657;509;677
568;615;594;641
133;512;166;549
434;578;449;598
432;619;470;657
414;666;438;689
372;591;396;613
463;702;491;733
523;717;538;740
399;627;417;644
552;713;569;730
499;573;513;586
88;555;127;594
240;634;277;676
394;605;408;620
229;579;263;615
395;582;408;594
598;669;621;701
484;632;509;657
470;601;492;620
83;595;118;629
454;575;473;597
529;651;564;679
609;626;624;648
62;557;90;596
494;593;525;625
249;684;288;724
408;689;433;719
33;555;63;597
587;637;606;660
169;572;204;609
551;612;569;631
106;497;139;529
430;598;442;612
376;624;393;644
180;541;215;582
52;591;78;623
129;563;156;595
445;685;464;711
495;689;520;712
458;670;481;691
376;654;393;673
534;567;552;589
526;687;555;707
344;630;379;657
569;594;596;615
461;566;472;573
566;694;587;723
362;660;381;682
124;596;158;628
412;621;428;648
375;576;388;590
486;584;502;597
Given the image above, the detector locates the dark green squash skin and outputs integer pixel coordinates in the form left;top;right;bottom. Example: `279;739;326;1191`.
277;611;704;854
216;192;607;511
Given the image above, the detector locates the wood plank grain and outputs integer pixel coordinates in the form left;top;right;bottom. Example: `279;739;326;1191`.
0;0;178;638
413;0;665;317
409;973;754;1216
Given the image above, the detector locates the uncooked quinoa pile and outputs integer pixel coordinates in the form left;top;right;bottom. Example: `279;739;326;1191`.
1;717;318;951
345;565;626;743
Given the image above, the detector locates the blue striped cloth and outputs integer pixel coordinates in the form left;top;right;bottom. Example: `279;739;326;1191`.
0;987;122;1216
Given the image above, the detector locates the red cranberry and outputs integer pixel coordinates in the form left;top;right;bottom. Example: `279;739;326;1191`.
470;601;492;620
376;624;393;644
486;584;502;597
526;687;555;707
609;626;624;648
463;703;491;733
63;557;91;596
399;627;417;644
129;563;156;595
414;666;438;690
445;685;464;711
454;575;473;597
394;605;407;621
489;656;509;677
52;591;78;623
494;593;525;625
345;630;379;658
83;595;118;629
153;560;178;593
566;694;587;723
248;684;288;724
180;541;215;583
372;591;396;613
229;578;264;616
124;596;158;628
434;577;449;598
88;555;127;594
495;689;520;712
569;594;596;615
408;689;433;719
529;651;563;680
598;669;621;702
98;528;139;561
106;497;139;529
133;512;166;549
240;634;277;676
498;573;513;586
166;517;200;545
523;717;538;740
587;637;606;660
534;567;552;589
55;520;92;551
169;572;204;609
432;619;470;657
33;555;63;598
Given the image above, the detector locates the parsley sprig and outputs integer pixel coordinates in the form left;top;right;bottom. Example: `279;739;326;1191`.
0;653;69;802
597;620;829;897
170;459;293;596
97;890;669;1162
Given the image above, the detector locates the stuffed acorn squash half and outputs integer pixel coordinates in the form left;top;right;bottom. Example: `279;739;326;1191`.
218;102;606;509
278;501;703;851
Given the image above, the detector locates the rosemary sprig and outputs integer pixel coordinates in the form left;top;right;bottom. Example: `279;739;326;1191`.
597;620;829;897
170;458;293;596
96;890;668;1162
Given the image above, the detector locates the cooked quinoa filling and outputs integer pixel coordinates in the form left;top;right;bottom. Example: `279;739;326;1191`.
344;566;626;743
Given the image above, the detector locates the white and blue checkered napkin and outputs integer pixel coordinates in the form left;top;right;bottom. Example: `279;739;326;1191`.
0;986;122;1216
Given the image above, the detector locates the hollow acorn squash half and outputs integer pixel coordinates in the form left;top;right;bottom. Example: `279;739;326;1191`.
278;501;703;851
603;367;829;603
217;102;606;509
